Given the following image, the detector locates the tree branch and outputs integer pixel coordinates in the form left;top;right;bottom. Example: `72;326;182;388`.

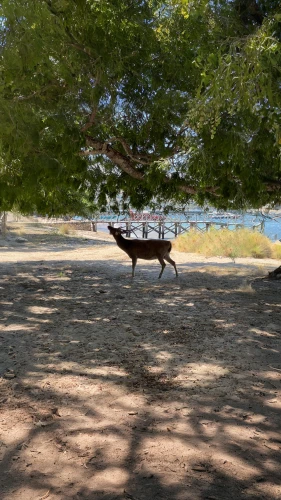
81;107;98;133
84;136;146;180
106;136;155;165
83;136;202;194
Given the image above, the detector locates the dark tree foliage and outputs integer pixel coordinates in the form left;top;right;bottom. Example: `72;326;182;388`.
0;0;281;214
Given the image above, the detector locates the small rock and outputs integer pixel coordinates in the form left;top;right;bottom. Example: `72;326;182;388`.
51;407;61;417
123;324;132;331
15;237;28;243
192;465;208;472
3;372;16;379
131;329;140;336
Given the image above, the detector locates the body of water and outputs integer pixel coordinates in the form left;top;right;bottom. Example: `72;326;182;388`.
97;212;281;242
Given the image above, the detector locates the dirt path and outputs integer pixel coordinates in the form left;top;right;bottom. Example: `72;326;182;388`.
0;223;281;500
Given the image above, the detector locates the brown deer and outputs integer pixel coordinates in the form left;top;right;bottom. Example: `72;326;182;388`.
108;226;178;279
268;265;281;279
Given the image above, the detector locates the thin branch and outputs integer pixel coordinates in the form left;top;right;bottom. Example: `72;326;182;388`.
13;84;59;101
66;42;98;59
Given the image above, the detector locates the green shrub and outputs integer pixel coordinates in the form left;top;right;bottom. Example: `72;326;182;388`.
173;228;276;259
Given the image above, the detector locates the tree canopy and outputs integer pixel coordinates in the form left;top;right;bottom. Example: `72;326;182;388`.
0;0;281;215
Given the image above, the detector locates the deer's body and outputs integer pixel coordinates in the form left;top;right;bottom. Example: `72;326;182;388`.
108;226;178;278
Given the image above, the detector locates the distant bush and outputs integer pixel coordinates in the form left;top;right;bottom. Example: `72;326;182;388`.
58;224;72;235
173;228;279;259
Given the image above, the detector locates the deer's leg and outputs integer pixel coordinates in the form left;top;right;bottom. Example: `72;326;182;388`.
158;257;166;279
164;254;178;277
132;256;137;277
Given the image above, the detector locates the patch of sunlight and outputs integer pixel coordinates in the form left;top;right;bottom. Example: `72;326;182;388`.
48;294;70;300
258;346;279;353
89;467;129;489
262;370;281;382
155;350;173;361
212;319;236;329
147;366;167;375
28;305;58;314
109;393;147;410
157;298;170;303
185;363;228;377
265;399;281;409
26;316;51;323
88;366;128;377
2;323;37;331
174;363;229;387
250;328;276;337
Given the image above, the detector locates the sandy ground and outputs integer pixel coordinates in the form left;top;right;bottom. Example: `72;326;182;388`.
0;222;281;500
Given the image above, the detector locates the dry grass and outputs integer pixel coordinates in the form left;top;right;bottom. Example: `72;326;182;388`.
237;281;255;293
16;227;26;236
272;241;281;259
174;228;279;259
58;223;72;235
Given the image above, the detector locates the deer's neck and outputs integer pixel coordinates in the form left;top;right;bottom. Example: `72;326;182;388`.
114;234;131;252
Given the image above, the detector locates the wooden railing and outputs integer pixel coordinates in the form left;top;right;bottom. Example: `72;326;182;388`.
92;219;265;239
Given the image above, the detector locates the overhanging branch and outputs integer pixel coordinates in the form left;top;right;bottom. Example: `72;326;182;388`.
84;136;145;181
82;135;212;195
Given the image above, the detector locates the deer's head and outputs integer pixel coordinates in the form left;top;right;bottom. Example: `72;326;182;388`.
108;226;127;236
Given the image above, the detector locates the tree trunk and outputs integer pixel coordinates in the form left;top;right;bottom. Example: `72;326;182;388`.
0;212;7;236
